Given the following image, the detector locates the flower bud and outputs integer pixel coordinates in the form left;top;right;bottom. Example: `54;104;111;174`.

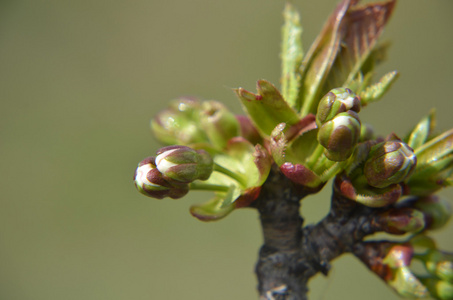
155;146;213;183
199;101;240;149
423;250;453;283
134;157;189;199
378;208;425;234
421;278;453;300
316;88;361;126
364;141;417;188
151;97;208;145
317;111;361;161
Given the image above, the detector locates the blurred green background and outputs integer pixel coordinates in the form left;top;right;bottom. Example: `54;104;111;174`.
0;0;452;299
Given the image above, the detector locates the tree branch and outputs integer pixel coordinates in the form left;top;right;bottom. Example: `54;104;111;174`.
252;167;383;300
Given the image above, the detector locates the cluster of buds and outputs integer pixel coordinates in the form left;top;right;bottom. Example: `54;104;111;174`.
134;146;213;199
316;88;362;161
356;235;453;299
151;97;261;150
133;1;453;299
139;96;272;220
136;97;272;220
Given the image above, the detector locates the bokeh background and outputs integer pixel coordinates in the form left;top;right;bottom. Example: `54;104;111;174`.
1;0;452;299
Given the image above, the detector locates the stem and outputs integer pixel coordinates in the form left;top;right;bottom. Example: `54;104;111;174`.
213;163;248;186
305;143;325;169
318;161;346;182
189;182;230;192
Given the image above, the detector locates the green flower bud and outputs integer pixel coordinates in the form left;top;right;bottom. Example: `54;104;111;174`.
155;145;213;183
423;250;453;283
199;101;240;149
421;278;453;300
316;88;361;126
364;141;417;188
151;97;208;145
134;157;189;199
318;111;361;161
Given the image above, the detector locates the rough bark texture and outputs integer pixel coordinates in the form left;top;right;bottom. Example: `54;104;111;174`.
251;167;382;300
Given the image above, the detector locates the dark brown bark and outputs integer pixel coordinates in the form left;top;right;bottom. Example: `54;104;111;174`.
251;167;382;300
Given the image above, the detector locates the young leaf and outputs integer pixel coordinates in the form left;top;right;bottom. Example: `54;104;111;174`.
405;109;436;150
415;129;453;164
298;0;396;116
298;0;351;115
360;71;399;106
324;0;396;92
235;80;300;137
281;2;303;109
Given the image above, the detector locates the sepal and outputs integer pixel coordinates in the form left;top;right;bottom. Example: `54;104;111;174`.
334;172;402;207
359;71;399;106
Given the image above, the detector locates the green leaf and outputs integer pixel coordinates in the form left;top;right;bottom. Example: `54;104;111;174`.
323;1;397;95
298;0;396;116
235;80;300;137
189;193;236;221
360;42;391;77
360;71;399;106
298;0;350;115
415;129;453;164
408;155;453;196
281;2;303;109
405;109;436;150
